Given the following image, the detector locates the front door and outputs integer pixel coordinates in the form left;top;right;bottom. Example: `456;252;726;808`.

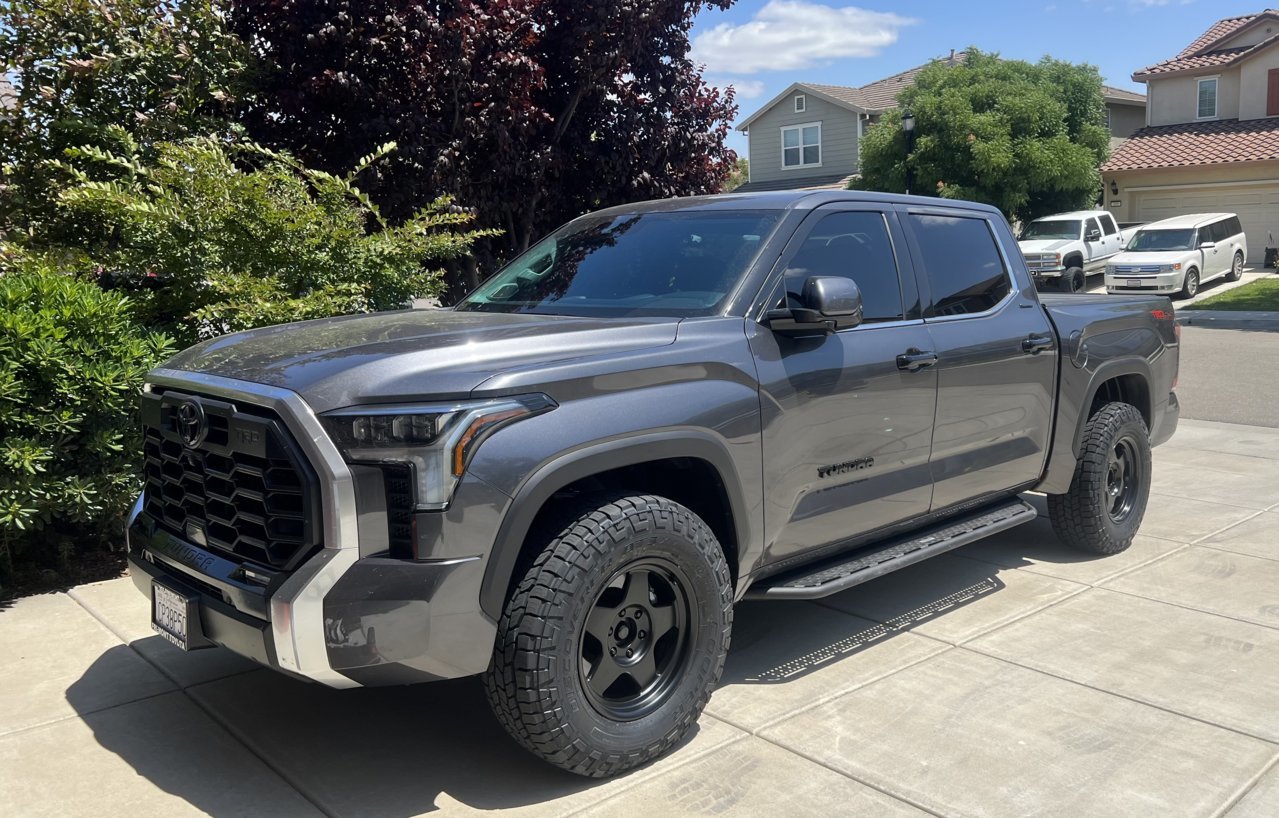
900;208;1059;511
751;205;938;567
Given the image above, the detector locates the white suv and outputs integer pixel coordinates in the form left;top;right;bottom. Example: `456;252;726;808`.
1105;214;1247;299
1019;210;1126;293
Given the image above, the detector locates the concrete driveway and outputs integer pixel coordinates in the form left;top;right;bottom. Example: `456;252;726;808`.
4;418;1279;817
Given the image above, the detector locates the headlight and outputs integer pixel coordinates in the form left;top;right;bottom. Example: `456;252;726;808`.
320;395;555;509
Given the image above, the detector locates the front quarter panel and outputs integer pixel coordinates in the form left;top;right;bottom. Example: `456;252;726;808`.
464;317;764;618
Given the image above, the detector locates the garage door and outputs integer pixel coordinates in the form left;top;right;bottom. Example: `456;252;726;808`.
1134;184;1279;265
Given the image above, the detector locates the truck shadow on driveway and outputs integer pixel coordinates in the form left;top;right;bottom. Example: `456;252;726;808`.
65;501;1108;816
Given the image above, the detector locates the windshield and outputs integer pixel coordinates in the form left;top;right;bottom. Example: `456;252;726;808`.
1021;220;1081;241
1126;229;1196;252
455;210;782;317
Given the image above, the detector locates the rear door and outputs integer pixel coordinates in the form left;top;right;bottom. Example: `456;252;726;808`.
750;204;938;565
901;208;1059;511
1098;213;1122;262
1201;222;1228;277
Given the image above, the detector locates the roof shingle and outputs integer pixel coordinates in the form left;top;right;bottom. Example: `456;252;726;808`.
1100;118;1279;172
1176;11;1265;58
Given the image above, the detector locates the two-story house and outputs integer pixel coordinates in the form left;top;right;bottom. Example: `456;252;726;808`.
1103;9;1279;263
732;51;1146;194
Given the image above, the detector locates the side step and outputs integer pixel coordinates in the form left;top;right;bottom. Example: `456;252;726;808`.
745;498;1037;600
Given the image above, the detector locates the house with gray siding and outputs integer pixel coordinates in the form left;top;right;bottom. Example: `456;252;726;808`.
732;52;1146;193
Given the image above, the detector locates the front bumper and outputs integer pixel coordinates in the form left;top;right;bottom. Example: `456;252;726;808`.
130;369;498;688
1105;271;1182;294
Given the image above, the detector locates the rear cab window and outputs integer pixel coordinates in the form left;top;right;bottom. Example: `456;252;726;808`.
907;213;1012;317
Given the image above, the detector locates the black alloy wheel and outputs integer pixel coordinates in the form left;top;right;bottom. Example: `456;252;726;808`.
1104;435;1141;524
579;558;695;721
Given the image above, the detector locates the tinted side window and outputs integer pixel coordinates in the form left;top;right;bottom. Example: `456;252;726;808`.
1101;214;1119;235
1085;217;1101;238
784;211;904;323
1209;220;1230;243
909;214;1011;317
1229;216;1243;236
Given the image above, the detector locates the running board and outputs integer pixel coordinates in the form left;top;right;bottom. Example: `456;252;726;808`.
745;499;1037;600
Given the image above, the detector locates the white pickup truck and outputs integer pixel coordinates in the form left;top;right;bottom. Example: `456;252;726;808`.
1019;210;1127;293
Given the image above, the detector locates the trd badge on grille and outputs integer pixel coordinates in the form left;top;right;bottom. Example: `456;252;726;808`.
175;400;207;449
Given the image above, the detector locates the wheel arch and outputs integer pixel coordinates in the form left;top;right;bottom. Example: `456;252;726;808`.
479;433;750;620
1074;361;1153;452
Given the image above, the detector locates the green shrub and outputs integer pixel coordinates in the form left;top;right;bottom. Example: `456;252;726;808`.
47;134;494;344
0;252;175;586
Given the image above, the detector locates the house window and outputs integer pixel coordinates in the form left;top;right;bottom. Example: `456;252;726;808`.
1103;106;1111;131
1197;77;1218;119
1268;68;1279;117
794;94;806;113
782;122;821;169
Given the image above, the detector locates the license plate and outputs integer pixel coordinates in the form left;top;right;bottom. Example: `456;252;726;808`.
152;582;191;650
1127;279;1144;288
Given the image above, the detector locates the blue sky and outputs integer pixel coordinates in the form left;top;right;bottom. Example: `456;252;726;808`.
690;0;1262;154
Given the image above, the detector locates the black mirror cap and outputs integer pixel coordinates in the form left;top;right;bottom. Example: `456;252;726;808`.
803;276;863;324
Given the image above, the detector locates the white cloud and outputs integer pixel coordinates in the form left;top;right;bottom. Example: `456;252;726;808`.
692;1;917;75
725;79;766;99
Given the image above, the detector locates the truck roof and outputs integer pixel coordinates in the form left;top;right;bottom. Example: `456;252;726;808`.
585;190;1007;220
1032;210;1111;222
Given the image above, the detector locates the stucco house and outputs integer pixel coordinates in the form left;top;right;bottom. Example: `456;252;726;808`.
733;52;1146;194
1103;9;1279;263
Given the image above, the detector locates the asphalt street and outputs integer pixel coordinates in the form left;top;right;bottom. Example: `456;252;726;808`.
1177;325;1279;428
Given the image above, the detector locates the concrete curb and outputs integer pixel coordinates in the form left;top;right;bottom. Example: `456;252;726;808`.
1176;310;1279;330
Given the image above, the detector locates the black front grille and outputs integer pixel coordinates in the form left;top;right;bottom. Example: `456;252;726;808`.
141;390;322;569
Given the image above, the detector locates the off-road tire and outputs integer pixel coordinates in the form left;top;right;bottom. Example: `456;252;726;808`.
483;494;733;778
1226;251;1244;282
1059;266;1086;293
1048;402;1151;555
1178;267;1200;299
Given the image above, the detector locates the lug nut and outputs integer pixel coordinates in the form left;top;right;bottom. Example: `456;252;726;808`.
635;609;644;618
638;630;646;639
609;647;616;656
626;649;633;657
619;610;626;618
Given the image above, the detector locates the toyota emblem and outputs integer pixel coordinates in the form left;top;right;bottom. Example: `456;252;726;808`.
175;400;207;449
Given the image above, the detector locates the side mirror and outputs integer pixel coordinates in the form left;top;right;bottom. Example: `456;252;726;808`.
767;276;863;336
1199;241;1217;249
1085;229;1101;242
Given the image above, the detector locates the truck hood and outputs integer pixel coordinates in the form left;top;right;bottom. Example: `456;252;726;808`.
161;309;682;412
1018;239;1078;253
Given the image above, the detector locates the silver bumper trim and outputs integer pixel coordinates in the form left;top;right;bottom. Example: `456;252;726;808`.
146;368;361;689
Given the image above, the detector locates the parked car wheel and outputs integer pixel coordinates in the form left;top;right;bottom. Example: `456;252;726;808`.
1177;267;1200;299
483;494;733;778
1058;267;1086;293
1047;402;1151;555
1226;251;1244;282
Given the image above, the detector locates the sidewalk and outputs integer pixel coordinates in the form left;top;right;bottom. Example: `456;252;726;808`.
4;419;1279;816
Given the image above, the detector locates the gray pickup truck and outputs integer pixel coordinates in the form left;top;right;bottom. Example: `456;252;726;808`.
128;190;1180;777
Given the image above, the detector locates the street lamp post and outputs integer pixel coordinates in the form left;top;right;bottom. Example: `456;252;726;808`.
901;110;916;196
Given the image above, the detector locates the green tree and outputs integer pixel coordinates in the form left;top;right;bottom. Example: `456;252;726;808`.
49;134;493;345
723;157;750;192
0;1;249;231
854;49;1109;223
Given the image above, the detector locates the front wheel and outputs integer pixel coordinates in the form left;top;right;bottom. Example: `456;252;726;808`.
483;494;733;778
1048;402;1152;554
1226;251;1244;282
1177;267;1200;299
1058;266;1086;293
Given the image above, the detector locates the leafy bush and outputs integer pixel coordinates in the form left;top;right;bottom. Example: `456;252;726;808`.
0;252;175;586
49;134;493;344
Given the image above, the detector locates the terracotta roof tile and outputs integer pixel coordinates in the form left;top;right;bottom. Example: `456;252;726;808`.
1176;12;1265;58
1100;118;1279;172
1136;45;1259;77
1102;85;1146;103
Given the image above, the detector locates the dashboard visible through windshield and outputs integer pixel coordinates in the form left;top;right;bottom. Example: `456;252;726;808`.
455;210;783;317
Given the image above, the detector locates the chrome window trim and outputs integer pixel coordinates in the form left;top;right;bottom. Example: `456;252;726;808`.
146;368;361;689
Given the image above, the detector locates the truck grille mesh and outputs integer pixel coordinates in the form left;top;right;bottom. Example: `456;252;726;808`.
141;390;322;569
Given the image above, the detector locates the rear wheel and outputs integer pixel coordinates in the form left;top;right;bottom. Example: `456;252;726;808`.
1177;267;1200;299
1048;402;1151;555
483;494;733;778
1058;267;1086;293
1226;251;1244;282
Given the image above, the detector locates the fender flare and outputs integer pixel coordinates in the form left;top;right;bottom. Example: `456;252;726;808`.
478;431;752;619
1073;358;1153;452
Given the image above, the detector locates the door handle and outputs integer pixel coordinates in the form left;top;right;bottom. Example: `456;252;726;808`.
896;348;938;371
1022;333;1055;354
